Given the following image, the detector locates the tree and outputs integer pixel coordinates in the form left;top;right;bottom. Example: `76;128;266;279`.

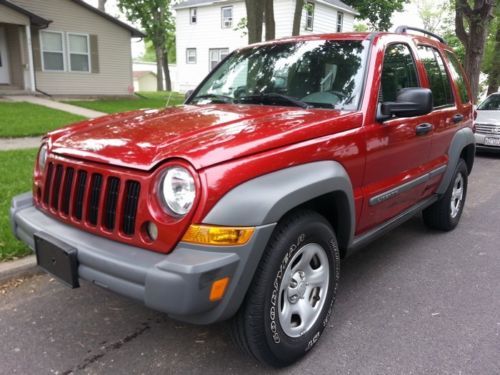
414;0;450;33
245;0;275;43
484;4;500;95
292;0;304;36
118;0;174;91
343;0;407;31
98;0;107;12
455;0;495;101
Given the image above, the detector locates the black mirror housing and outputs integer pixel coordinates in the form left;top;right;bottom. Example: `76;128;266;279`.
380;88;433;119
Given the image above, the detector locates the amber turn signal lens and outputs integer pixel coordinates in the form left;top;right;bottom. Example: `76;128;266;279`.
181;225;255;246
210;277;230;302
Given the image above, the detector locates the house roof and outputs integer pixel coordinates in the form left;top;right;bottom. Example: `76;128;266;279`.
1;0;146;38
133;71;156;79
174;0;358;15
0;0;51;27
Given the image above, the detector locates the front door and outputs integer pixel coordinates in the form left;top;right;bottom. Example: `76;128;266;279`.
0;27;10;84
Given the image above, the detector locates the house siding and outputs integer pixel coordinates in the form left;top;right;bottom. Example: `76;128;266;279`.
11;0;134;96
175;0;356;92
0;4;29;25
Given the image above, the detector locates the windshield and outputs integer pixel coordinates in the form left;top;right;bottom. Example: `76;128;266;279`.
477;94;500;110
189;39;369;111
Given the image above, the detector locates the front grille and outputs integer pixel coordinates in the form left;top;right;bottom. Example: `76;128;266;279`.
41;162;141;237
476;122;500;135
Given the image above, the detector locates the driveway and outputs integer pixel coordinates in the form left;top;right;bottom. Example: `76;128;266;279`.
1;154;499;375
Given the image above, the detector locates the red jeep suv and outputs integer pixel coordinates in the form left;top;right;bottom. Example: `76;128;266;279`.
11;27;475;367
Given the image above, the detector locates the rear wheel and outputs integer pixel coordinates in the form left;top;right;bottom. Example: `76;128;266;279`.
230;210;340;367
423;159;468;231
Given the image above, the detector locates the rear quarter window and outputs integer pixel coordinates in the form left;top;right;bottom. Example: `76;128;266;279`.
445;51;470;104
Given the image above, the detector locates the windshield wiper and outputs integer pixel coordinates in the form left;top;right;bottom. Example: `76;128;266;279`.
191;94;234;104
238;93;312;109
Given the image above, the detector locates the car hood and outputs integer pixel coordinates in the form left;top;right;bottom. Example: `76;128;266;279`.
476;110;500;124
48;104;360;171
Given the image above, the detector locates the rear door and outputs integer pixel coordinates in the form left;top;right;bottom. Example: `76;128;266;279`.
358;41;433;234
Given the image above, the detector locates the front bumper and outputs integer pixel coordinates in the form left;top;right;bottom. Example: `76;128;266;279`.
10;193;275;324
474;133;500;150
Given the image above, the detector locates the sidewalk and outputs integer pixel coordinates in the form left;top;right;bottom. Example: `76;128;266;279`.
0;136;42;151
6;95;106;119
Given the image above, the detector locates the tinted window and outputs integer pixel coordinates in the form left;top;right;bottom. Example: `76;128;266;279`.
477;94;500;110
380;44;419;102
446;51;470;103
417;45;454;107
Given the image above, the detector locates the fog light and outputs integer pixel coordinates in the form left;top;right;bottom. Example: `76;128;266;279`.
146;222;158;241
209;277;230;302
181;225;254;246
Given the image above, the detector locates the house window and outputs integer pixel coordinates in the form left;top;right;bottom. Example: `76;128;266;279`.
209;48;229;70
336;12;344;32
40;31;65;71
221;6;233;28
190;8;197;24
186;48;197;64
67;33;90;72
305;2;314;31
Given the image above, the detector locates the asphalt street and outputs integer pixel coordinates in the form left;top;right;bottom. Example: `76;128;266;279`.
1;153;499;375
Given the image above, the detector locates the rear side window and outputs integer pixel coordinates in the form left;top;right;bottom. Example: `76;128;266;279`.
445;52;470;104
380;44;419;102
417;45;454;107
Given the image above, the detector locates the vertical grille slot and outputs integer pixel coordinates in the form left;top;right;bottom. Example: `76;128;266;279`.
103;177;120;230
61;167;75;215
43;163;54;204
73;170;88;220
50;165;64;210
87;173;103;226
121;180;141;236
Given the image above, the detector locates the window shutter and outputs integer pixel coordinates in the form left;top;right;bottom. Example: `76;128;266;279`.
89;34;99;74
31;29;42;71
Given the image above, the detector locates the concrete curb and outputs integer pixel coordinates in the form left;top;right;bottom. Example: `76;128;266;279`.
0;255;41;283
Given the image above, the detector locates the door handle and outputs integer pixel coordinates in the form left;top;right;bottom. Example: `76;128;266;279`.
452;114;464;123
415;123;433;136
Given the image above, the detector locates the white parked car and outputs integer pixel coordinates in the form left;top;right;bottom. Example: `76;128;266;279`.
475;93;500;151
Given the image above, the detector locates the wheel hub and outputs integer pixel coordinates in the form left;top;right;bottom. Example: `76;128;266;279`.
287;271;308;303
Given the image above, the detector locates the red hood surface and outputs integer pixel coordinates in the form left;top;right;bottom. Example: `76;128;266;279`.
48;104;361;171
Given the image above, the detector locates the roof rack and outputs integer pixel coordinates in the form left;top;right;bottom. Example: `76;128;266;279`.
395;25;447;45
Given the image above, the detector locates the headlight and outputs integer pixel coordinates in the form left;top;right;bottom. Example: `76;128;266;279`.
160;166;196;216
38;143;48;171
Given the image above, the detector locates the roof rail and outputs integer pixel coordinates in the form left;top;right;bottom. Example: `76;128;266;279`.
395;25;447;45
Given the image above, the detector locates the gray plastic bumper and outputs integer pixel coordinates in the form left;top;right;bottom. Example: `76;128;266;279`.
10;193;276;324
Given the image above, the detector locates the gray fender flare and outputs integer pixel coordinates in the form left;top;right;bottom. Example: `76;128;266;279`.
437;127;475;195
203;160;356;246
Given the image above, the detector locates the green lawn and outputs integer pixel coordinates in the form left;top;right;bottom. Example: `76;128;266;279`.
64;91;185;114
0;102;85;138
0;148;37;261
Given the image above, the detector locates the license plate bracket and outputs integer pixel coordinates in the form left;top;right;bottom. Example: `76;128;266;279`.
484;137;500;146
34;233;79;288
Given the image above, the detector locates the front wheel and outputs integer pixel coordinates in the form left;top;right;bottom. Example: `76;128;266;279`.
423;159;468;231
230;210;340;367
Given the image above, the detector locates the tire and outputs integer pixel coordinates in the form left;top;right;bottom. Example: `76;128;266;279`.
423;159;468;231
230;210;340;367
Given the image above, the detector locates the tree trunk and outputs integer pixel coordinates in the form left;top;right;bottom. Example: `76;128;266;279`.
155;45;164;91
455;0;495;101
97;0;107;12
487;15;500;95
246;0;264;43
292;0;304;36
162;49;172;92
264;0;275;41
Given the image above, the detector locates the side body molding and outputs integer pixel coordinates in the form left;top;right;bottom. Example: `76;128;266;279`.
436;127;475;195
203;161;356;246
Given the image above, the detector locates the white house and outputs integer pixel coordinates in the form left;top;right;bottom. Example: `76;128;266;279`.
174;0;358;92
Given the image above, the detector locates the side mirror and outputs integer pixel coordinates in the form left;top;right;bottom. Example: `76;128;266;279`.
184;90;194;101
379;88;433;121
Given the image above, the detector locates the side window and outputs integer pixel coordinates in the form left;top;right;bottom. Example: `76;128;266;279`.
380;44;419;102
446;51;470;104
417;45;454;107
